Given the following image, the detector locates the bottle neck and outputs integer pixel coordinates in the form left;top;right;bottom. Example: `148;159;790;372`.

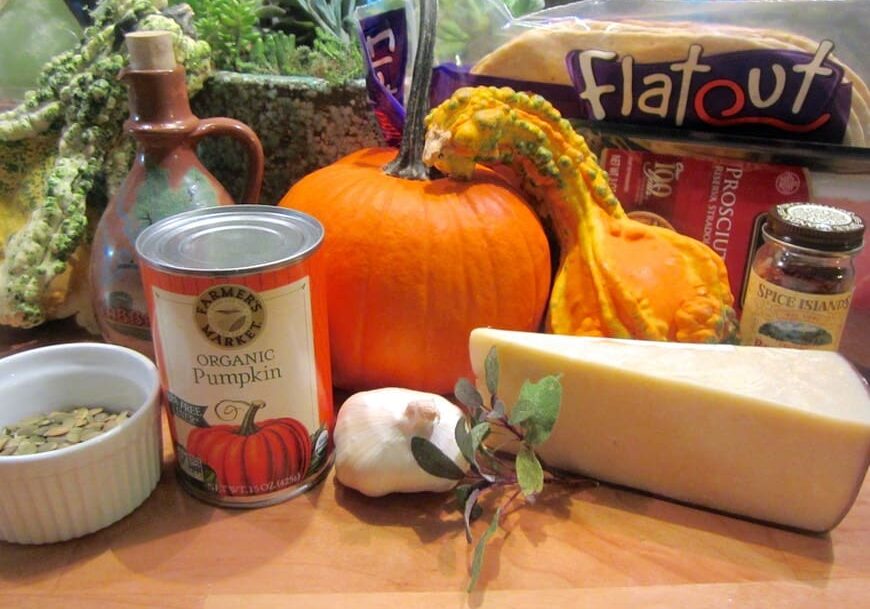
122;66;199;141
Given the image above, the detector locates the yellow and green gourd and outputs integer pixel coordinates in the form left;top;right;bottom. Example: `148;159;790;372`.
424;86;738;343
0;0;211;328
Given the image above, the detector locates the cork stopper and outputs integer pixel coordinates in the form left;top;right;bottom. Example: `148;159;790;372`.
125;31;176;70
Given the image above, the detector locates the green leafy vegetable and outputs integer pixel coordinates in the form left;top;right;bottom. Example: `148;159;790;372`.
410;346;593;592
454;377;483;415
469;421;491;458
511;375;562;446
410;436;466;480
454;417;474;464
515;445;543;497
468;507;501;592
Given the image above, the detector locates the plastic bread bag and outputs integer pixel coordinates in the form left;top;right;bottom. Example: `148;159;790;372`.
355;0;869;370
358;0;870;152
357;0;536;146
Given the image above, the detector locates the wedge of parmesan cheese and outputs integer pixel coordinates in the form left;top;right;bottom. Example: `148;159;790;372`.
469;328;870;532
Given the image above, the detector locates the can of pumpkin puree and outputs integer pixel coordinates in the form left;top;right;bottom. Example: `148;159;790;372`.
135;205;333;507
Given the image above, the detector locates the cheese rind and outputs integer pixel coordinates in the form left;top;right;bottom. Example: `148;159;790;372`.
469;328;870;532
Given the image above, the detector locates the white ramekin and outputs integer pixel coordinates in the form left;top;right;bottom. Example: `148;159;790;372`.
0;342;162;544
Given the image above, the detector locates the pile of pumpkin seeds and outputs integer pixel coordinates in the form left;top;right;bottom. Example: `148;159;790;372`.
0;407;132;456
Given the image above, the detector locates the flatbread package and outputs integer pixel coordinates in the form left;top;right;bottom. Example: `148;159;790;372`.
357;0;870;369
359;0;870;151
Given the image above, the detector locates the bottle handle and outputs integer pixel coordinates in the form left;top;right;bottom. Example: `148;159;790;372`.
190;118;265;204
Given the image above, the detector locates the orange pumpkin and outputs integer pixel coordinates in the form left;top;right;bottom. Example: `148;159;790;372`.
279;0;550;394
187;400;312;496
281;149;550;393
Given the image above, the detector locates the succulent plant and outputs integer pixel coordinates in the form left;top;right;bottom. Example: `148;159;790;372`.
174;0;362;82
264;0;361;46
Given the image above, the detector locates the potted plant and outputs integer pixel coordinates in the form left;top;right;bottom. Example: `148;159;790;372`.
182;0;550;203
178;0;384;203
0;0;549;339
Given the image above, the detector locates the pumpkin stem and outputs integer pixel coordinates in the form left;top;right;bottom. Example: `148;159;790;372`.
238;400;266;436
383;0;437;180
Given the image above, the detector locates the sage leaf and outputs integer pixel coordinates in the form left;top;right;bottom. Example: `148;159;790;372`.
455;483;473;506
484;346;499;396
463;487;482;543
473;447;498;483
455;417;475;465
516;445;544;497
507;398;535;425
509;374;562;446
470;421;490;456
455;378;484;416
468;507;502;592
489;397;506;421
469;498;483;522
411;436;465;480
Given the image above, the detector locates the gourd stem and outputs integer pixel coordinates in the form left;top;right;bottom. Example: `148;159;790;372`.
383;0;437;180
238;400;265;436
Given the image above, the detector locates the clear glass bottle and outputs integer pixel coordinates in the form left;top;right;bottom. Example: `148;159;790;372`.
740;202;865;350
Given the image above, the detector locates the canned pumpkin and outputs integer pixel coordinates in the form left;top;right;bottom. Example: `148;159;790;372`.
135;205;333;507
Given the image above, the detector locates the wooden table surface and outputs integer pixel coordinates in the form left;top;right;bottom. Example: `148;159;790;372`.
1;315;869;608
1;414;868;609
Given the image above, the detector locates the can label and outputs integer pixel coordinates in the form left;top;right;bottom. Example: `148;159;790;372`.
740;269;852;350
141;262;332;504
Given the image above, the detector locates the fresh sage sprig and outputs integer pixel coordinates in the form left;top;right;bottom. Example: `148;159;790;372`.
410;346;593;592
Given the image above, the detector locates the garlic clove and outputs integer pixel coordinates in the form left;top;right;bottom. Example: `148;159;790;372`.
334;388;470;497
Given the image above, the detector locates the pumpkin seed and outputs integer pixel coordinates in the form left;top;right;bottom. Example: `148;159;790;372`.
0;406;132;457
14;441;37;455
44;424;72;437
80;429;103;442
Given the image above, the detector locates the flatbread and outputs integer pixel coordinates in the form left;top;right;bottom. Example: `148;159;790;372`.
471;20;868;146
619;19;870;142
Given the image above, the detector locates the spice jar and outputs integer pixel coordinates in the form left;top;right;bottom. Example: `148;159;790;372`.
740;202;864;350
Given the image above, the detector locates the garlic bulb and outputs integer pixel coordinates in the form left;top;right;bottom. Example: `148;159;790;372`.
334;388;469;497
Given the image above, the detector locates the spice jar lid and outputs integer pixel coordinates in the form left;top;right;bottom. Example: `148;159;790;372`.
767;202;865;252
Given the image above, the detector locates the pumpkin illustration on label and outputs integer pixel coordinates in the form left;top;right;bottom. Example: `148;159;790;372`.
186;399;312;496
